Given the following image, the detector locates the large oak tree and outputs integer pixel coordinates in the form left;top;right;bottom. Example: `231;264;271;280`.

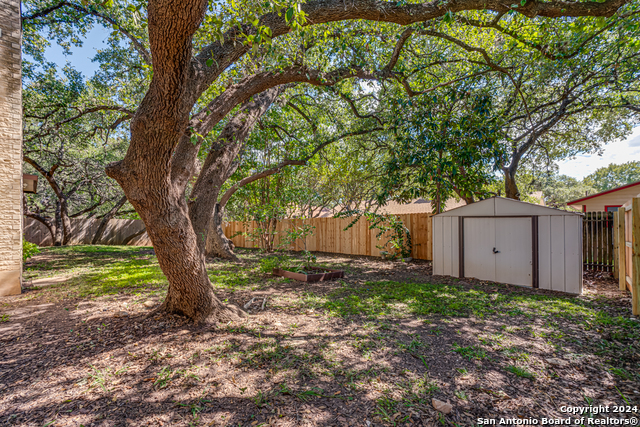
24;0;635;322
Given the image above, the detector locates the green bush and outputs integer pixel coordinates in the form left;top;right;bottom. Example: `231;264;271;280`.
23;239;40;261
259;255;290;273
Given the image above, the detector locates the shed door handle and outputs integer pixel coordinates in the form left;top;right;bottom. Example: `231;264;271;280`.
493;247;500;254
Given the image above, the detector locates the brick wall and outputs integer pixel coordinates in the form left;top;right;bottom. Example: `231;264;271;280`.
0;0;22;296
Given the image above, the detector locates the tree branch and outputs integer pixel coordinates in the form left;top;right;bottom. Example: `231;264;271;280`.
219;126;383;208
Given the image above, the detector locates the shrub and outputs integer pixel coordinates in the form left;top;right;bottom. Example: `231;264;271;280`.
259;255;290;273
23;239;40;261
336;210;412;259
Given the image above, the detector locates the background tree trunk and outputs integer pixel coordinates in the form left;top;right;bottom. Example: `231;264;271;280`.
60;199;72;245
503;166;521;200
122;227;147;245
205;204;239;260
92;196;128;244
188;88;282;255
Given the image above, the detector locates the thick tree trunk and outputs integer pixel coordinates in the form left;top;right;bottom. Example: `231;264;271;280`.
60;200;72;245
53;202;64;246
92;196;127;244
104;0;246;323
188;88;282;257
503;166;521;200
205;204;239;261
106;169;244;322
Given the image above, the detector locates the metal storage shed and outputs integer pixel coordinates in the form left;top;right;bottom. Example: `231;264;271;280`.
432;197;583;294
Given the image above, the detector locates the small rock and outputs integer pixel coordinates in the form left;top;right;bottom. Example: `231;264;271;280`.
432;398;453;414
143;301;155;308
546;357;570;368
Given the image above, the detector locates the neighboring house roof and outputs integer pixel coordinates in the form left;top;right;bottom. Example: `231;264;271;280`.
567;180;640;206
308;195;545;218
377;198;466;214
435;196;580;217
308;198;466;217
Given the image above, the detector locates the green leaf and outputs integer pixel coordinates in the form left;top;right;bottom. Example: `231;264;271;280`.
285;7;294;23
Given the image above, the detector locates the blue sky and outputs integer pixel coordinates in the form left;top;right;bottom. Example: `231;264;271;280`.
36;27;640;180
37;26;109;77
557;126;640;179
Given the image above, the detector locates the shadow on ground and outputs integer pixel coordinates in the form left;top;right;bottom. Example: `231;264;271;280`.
1;247;639;426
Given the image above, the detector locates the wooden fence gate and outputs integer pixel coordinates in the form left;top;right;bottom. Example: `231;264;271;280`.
615;198;639;315
583;211;614;271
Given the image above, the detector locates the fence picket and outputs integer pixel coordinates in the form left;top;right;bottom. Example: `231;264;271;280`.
582;211;614;272
223;214;433;260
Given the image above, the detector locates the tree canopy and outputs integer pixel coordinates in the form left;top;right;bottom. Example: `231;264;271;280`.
583;160;640;191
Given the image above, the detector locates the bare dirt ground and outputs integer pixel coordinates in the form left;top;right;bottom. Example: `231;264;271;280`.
1;246;638;427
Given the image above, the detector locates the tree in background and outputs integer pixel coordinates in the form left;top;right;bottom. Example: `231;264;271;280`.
429;11;640;200
379;84;505;214
215;85;384;259
534;173;597;209
583;161;640;192
22;64;132;245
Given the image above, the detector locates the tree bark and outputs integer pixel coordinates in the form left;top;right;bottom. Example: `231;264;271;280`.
105;0;247;323
60;198;72;245
92;196;128;244
188;88;283;259
53;201;64;246
205;204;238;260
503;166;521;200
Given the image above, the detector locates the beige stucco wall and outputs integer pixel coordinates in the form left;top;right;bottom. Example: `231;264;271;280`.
573;185;640;212
0;0;23;296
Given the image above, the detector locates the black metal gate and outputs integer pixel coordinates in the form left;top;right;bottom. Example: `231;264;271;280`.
583;211;614;271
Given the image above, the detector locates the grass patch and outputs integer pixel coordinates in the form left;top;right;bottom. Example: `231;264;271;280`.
452;344;487;360
321;280;601;320
505;365;535;379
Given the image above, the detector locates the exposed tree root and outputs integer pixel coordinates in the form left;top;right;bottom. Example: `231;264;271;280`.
146;301;248;324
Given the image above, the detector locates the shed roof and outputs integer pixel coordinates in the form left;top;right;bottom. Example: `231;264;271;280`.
434;197;579;217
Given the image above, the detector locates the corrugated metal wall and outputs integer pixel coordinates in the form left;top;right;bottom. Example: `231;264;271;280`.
432;198;582;294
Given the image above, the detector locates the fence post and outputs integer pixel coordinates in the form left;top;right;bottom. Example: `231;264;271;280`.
618;208;626;292
633;198;640;316
613;213;619;278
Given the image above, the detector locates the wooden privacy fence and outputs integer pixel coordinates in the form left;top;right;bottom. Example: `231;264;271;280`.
24;217;152;247
223;213;433;260
583;211;614;271
614;198;640;315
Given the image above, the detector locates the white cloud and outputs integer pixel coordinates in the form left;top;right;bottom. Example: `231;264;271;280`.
557;126;640;179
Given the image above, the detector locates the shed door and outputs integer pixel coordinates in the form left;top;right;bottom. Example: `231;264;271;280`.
464;218;496;282
464;217;532;287
495;217;532;287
